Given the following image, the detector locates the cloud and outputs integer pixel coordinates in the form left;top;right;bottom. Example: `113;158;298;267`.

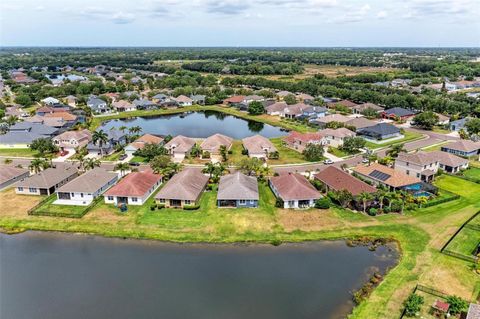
376;10;387;19
402;0;476;19
330;3;370;23
206;0;250;15
112;12;135;24
73;6;136;24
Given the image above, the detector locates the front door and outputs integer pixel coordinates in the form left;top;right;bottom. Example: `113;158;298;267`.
170;199;182;207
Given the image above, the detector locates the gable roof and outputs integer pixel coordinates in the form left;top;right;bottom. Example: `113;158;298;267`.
15;165;78;189
57;168;117;193
104;169;161;197
314;166;376;196
154;169;208;201
242;135;277;154
353;163;421;188
430;151;468;168
165;135;196;153
217;172;259;200
346;117;377;129
200;134;233;152
270;173;320;201
0;166;29;186
383;107;416;117
442;140;480;153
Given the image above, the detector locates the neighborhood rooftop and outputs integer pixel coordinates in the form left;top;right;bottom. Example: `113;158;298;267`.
57;167;117;193
104;169;161;197
154;169;208;201
314;166;376;196
217;172;259;201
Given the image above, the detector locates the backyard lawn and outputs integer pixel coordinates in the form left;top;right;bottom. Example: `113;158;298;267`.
365;130;423;149
0;148;39;158
30;194;94;218
462;167;480;180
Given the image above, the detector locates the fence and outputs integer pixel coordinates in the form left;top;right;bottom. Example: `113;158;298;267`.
399;284;450;318
29;195;103;218
441;210;480;264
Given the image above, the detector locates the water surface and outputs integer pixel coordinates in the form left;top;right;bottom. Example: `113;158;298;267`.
0;232;398;319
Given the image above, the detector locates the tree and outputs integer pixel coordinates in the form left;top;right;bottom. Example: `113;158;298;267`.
150;155;172;174
219;145;228;162
237;157;262;176
190;144;202;158
334;189;353;208
119;125;128;134
83;158;101;171
30;138;58;156
28;158;50;174
247;101;265;115
411;111;439;130
376;189;387;212
386;143;407;158
283;94;297;105
92;130;109;157
114;162;130;176
134;143;167;161
357;192;374;213
446;295;468;316
403;293;424;317
74;146;88;171
302;144;324;161
315;197;331;209
129;126;142;135
466;118;480;136
5;115;19;126
14;94;32;106
341;137;366;154
202;162;216;178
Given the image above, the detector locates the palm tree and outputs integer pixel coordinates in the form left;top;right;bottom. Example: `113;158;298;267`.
129;126;142;135
119;125;128;134
219;145;228;162
74;146;88;169
114;162;130;177
5;115;19;126
358;192;374;213
386;143;407;158
92;130;109;157
83;158;101;171
376;189;387;212
190;144;202;158
202;162;216;178
29;158;50;174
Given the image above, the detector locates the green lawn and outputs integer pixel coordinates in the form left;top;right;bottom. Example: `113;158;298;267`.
30;194;92;218
0;148;39;158
102;150;125;161
130;156;148;163
365;131;423;149
446;227;480;256
462;167;480;180
328;147;354;158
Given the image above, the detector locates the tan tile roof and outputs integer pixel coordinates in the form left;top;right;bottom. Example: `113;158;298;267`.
57;168;117;193
353;163;421;188
44;112;77;121
314;166;376;196
345;117;377;129
165;135;196;153
327;100;358;108
320;127;356;138
112;100;134;109
136;134;164;144
270;173;320;201
242;135;277;154
396;151;437;166
430;151;468;168
200;134;233;153
352;102;384;112
283;131;325;145
223;95;245;104
104;169;161;197
266;102;288;113
316;114;351;124
154;169;208;201
174;95;193;103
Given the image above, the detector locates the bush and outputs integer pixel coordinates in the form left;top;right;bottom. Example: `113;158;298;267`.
403;293;424;317
150;204;156;211
183;204;200;210
275;198;284;208
383;206;391;214
241;149;248;155
446;295;468;315
315;197;331;209
156;203;165;209
368;208;378;216
202;151;210;159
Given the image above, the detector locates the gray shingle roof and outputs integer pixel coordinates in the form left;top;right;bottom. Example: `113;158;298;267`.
154;169;208;201
217;172;259;200
15;165;78;189
384;107;416;117
358;123;400;136
57;167;117;193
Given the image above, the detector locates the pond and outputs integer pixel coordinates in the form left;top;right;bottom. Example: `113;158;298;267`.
99;111;288;139
0;232;398;319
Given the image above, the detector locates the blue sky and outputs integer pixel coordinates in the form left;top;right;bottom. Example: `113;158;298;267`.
0;0;479;47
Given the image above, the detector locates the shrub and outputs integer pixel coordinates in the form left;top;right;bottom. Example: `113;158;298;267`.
202;151;210;159
150;204;156;211
403;293;424;317
275;198;284;208
156;203;165;209
383;206;391;214
241;149;248;155
368;208;378;216
183;204;200;210
315;197;331;209
446;295;468;315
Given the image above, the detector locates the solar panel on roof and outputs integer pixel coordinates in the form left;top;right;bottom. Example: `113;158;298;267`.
369;170;391;181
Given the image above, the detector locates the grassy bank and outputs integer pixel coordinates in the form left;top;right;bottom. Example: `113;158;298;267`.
0;148;39;158
0;175;479;319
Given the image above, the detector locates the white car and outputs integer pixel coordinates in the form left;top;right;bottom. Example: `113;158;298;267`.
323;159;334;165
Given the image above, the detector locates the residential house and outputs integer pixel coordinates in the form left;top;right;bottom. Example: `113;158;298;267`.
283;132;326;152
87;96;109;113
357;123;402;140
449;117;469;132
87;129;127;156
104;169;162;206
313;166;376;196
244;95;265;104
152;93;169;104
352;163;422;191
242;135;277;160
55;168;118;205
223;95;245;107
266;102;288;116
382;107;416;120
395;151;439;182
200;133;233;156
311;114;351;128
269;173;321;209
276;90;293;99
112;100;136;112
53;129;92;151
430;151;469;173
154;169;209;208
320;128;356;148
296;93;315;104
125;134;164;156
0;122;58;148
282;103;308;119
0;166;29;190
41;97;60;105
441;140;480;158
217;172;259;208
133;98;158;110
5;105;27;118
65;95;77;107
435;113;450;125
352;102;385;115
190;95;206;105
345;117;377;130
15;164;79;196
326;100;358;110
164;135;196;160
173;95;193;106
302;106;328;119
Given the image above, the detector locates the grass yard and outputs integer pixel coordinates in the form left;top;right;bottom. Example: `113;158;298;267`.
365;131;423;149
0;148;39;158
446;227;480;256
102;150;125;161
30;194;93;218
462;167;480;180
129;156;148;163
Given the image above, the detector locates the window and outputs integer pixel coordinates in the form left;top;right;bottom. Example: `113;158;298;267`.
406;170;410;175
29;187;36;193
239;199;246;204
131;197;138;202
108;196;113;201
416;173;420;178
80;193;84;198
71;193;75;197
159;199;165;203
184;200;191;205
18;187;23;191
249;200;255;204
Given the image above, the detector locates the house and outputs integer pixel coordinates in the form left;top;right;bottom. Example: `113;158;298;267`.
320;128;356;148
87;129;127;156
190;95;206;105
431;300;450;316
244;95;265;104
296;93;315;104
173;95;193;106
466;303;480;319
242;135;277;160
269;173;321;209
311;114;351;128
125;134;164;156
282;103;308;119
283;132;326;152
276;90;293;99
164;135;196;160
5;105;27;118
112;100;136;112
15;164;79;196
395;151;439;182
435;113;450;125
449;117;470;131
352;163;422;191
302;106;328;119
345;117;377;130
152;93;169;104
266;102;288;116
357;123;402;140
0;166;29;190
41;97;60;105
352;103;385;115
430;150;469;173
55;168;118;205
0;122;58;148
223;95;245;107
133;98;158;110
44;112;78;128
87;96;109;113
326;100;358;110
104;169;162;206
154;169;209;208
382;107;416;120
313;166;376;196
53;129;92;151
441;140;480;158
200;133;233;155
217;172;259;208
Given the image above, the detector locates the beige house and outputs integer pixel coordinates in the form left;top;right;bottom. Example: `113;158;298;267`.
242;135;277;160
320;128;356;148
53;129;92;151
394;151;439;182
164;135;196;161
200;133;233;156
15;164;79;196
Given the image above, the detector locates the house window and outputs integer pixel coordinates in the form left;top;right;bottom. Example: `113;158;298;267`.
416;173;420;178
249;200;255;204
18;187;23;191
239;199;246;204
131;197;138;202
71;193;75;197
406;170;410;175
288;200;295;206
159;199;165;203
108;196;114;201
80;193;84;198
184;200;191;205
29;187;36;193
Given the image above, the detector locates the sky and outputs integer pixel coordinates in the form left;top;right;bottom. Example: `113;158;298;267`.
0;0;479;47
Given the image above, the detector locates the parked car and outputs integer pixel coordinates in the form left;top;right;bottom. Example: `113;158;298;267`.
362;158;369;164
59;150;69;157
129;162;140;166
119;154;128;160
323;159;333;165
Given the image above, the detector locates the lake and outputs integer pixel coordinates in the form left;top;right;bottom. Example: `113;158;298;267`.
0;232;398;319
99;111;288;139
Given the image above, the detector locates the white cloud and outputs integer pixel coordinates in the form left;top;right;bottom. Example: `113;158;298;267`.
376;10;387;19
112;12;135;24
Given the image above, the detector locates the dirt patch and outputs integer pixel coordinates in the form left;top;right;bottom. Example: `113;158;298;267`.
278;209;346;232
0;189;43;217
